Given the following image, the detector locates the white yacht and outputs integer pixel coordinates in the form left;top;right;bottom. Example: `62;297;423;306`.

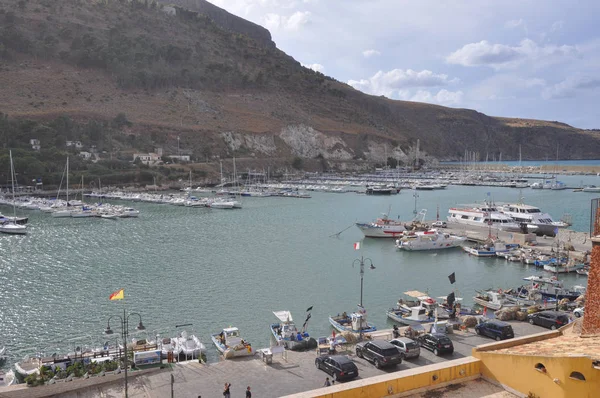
395;230;466;251
498;201;568;236
447;205;521;232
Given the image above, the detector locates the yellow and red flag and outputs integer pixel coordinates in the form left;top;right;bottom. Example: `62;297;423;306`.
109;288;124;301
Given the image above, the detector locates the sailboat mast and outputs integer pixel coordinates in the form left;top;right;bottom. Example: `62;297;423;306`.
9;150;16;219
66;157;69;204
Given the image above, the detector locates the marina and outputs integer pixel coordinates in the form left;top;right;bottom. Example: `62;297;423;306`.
0;171;596;394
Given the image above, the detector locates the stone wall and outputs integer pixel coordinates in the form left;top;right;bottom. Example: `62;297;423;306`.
583;239;600;335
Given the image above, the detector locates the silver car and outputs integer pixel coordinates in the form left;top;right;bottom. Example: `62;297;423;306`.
389;337;420;359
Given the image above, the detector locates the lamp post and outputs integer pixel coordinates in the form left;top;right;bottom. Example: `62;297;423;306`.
104;309;145;398
352;255;375;308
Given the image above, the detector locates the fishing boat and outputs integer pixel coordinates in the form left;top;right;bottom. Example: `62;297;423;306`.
473;291;515;310
463;241;519;257
0;151;27;235
356;215;406;238
269;311;317;351
523;275;586;301
329;305;377;334
394;230;466;251
576;268;589;276
387;291;449;325
211;327;255;358
543;262;585;274
14;355;41;381
176;330;206;359
159;336;181;358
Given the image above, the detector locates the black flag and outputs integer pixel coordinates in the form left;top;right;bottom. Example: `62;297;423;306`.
306;306;313;312
448;272;456;284
447;292;456;307
302;313;312;329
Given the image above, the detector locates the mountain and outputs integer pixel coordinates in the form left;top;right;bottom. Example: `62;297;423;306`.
0;0;599;182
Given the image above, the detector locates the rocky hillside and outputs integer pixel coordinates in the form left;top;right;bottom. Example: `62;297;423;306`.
0;0;599;173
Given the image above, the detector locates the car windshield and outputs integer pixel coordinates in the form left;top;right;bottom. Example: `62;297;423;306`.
382;348;399;356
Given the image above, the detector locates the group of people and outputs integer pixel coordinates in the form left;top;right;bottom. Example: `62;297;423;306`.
222;383;252;397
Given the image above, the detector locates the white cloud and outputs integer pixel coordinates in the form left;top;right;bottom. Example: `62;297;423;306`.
542;75;600;99
362;49;381;58
551;20;564;32
263;11;311;31
411;89;464;105
301;63;325;73
446;39;579;69
347;69;458;97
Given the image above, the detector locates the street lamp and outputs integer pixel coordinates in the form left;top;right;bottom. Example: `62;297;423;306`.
352;255;375;308
104;309;145;398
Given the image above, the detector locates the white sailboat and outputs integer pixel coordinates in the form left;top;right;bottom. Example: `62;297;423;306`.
52;157;72;218
0;151;27;235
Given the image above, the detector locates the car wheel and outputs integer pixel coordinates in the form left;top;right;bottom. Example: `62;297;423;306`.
551;325;557;330
356;349;363;359
495;336;501;341
475;328;481;335
433;348;439;356
528;318;535;325
315;360;320;370
574;312;581;318
374;359;381;369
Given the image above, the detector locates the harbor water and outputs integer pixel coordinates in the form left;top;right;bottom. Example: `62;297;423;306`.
0;175;598;365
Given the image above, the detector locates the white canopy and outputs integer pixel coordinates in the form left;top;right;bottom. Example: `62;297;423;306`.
273;311;293;323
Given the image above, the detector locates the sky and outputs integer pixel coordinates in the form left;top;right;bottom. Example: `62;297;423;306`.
206;0;600;129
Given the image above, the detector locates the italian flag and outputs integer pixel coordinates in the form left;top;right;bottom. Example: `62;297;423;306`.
353;242;360;250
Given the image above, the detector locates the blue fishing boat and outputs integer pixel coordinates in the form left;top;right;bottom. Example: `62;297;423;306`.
329;305;377;334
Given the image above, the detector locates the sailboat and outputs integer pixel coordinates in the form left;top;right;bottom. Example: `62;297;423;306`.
0;151;27;235
52;157;73;218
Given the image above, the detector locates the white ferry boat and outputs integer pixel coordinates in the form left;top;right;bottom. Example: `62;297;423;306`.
447;205;521;232
498;201;568;236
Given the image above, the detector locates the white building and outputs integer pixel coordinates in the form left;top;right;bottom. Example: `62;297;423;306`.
79;151;92;160
167;155;191;162
133;152;162;165
30;139;41;151
66;141;83;149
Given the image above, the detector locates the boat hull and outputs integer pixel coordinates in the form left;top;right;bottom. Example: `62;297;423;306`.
472;297;502;310
328;316;376;334
210;335;255;358
356;223;405;238
386;310;434;326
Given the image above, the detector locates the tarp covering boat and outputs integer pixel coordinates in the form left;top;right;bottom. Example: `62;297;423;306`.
273;311;293;323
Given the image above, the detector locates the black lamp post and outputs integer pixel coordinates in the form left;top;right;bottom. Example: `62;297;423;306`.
352;255;375;308
104;309;145;398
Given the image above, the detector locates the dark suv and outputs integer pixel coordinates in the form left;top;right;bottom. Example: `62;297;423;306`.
417;333;454;356
315;355;359;382
527;311;570;330
475;320;514;341
355;340;402;368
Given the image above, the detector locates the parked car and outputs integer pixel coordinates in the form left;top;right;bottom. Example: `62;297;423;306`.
389;337;420;359
573;307;584;318
314;355;359;382
475;320;514;341
355;340;402;368
417;333;454;356
527;310;570;330
432;221;447;228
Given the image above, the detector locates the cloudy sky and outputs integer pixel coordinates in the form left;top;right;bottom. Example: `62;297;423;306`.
207;0;600;128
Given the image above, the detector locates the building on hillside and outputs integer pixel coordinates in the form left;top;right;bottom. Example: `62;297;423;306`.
133;151;162;165
66;140;83;149
79;151;92;160
162;5;176;15
167;155;191;162
30;139;41;151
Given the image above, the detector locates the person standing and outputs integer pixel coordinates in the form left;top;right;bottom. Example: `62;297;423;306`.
223;382;231;398
246;386;252;398
323;377;331;387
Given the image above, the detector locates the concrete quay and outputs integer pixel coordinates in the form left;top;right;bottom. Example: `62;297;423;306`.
2;322;548;398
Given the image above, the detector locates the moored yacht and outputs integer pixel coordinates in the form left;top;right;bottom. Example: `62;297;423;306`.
499;200;568;236
447;204;521;232
395;230;466;251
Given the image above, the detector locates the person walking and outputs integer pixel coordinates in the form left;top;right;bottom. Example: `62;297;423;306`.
323;377;331;387
223;382;231;398
246;386;252;398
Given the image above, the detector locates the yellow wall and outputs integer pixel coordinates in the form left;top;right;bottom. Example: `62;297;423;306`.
287;357;481;398
475;353;599;398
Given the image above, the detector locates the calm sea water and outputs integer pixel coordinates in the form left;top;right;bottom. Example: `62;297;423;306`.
1;177;598;365
442;159;600;167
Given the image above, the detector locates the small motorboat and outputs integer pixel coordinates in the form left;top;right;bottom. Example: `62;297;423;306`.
211;327;255;358
176;330;206;359
329;305;376;334
270;311;317;351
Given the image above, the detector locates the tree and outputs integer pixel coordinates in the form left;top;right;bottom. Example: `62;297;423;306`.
112;113;131;128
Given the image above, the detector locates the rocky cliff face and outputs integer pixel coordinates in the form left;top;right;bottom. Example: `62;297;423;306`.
158;0;275;47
